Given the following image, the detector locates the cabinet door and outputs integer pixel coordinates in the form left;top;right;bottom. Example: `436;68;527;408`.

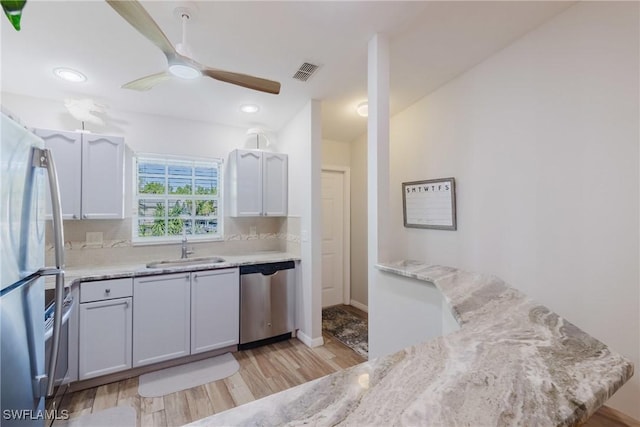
81;134;124;219
78;297;132;380
133;274;190;367
35;129;82;220
234;150;263;216
191;268;239;354
262;153;288;216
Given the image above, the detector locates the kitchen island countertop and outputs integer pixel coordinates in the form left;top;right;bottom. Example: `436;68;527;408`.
186;260;633;426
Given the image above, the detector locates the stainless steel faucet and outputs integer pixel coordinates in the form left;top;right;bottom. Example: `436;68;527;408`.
181;228;193;259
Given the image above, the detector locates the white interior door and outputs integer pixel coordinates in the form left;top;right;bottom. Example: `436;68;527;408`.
321;170;345;308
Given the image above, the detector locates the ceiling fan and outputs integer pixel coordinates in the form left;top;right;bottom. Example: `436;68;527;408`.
105;0;281;94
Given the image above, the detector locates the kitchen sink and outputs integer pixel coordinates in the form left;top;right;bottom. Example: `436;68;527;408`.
146;256;226;269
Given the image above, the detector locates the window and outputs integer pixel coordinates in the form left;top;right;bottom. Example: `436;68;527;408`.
133;155;223;243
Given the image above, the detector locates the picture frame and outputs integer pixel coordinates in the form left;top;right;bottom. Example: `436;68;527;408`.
402;177;456;230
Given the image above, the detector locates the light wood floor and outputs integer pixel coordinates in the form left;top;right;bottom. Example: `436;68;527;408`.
55;304;637;426
55;333;365;426
584;405;640;427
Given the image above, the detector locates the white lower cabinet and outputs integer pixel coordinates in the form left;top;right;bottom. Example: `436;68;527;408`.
133;273;191;367
76;268;240;381
78;279;133;380
191;269;239;354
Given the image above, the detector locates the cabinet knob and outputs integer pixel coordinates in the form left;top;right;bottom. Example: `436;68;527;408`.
193;274;198;279
72;214;77;219
83;214;88;219
105;288;111;294
267;323;272;327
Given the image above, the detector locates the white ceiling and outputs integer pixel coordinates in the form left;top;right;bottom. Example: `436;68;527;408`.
1;1;574;142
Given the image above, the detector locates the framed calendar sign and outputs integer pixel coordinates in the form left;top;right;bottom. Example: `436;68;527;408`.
402;177;456;230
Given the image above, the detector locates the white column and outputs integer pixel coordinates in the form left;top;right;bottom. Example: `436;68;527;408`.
367;34;390;264
308;99;323;343
367;33;391;358
296;99;324;347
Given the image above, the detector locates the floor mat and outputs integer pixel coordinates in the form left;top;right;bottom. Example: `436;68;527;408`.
322;306;368;359
54;406;136;427
138;352;239;397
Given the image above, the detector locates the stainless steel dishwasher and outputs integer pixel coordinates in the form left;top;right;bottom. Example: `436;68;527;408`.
239;261;295;349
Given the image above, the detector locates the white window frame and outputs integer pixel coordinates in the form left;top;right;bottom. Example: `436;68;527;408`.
132;154;224;245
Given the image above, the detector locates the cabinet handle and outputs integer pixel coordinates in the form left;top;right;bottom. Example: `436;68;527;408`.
105;288;111;294
138;274;189;284
82;214;87;219
72;214;78;219
193;274;198;279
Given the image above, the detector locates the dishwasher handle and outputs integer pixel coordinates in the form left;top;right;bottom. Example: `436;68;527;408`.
240;261;295;276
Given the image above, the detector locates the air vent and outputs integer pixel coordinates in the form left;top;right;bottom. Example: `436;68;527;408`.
292;62;320;82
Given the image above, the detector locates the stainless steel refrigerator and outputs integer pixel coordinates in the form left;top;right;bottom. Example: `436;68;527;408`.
1;111;66;426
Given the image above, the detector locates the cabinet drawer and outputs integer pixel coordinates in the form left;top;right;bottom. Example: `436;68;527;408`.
81;278;133;303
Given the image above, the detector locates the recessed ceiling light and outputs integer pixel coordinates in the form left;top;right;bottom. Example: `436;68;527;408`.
240;104;259;114
53;67;87;83
168;64;200;79
356;101;368;117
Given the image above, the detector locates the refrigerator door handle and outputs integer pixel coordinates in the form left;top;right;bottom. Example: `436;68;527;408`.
34;147;66;397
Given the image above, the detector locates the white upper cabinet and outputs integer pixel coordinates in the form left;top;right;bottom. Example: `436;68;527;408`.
230;150;263;216
81;134;125;219
262;153;288;216
35;129;124;220
228;149;288;217
34;129;82;220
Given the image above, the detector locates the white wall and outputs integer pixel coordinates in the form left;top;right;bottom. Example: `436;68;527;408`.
322;138;351;168
1;92;247;159
2;92;289;264
380;1;639;417
374;272;445;356
278;100;323;346
350;133;368;308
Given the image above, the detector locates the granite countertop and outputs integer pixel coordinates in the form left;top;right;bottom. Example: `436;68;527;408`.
187;260;633;427
47;251;300;289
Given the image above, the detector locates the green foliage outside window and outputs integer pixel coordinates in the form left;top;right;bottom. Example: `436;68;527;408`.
135;158;220;241
140;181;165;194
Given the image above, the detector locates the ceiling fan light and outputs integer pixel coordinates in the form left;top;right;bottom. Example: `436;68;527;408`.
53;67;87;83
168;64;200;79
240;104;260;114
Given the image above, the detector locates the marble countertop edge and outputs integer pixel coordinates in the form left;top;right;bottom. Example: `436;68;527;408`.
185;259;634;426
47;252;300;289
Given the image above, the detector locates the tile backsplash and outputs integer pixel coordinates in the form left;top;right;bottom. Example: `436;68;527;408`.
46;216;300;268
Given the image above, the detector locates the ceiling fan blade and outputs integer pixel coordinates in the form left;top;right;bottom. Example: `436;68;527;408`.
106;0;176;57
122;72;172;91
202;68;281;95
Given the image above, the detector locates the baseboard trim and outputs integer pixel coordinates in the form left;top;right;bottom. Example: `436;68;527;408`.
349;300;368;313
296;330;324;348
